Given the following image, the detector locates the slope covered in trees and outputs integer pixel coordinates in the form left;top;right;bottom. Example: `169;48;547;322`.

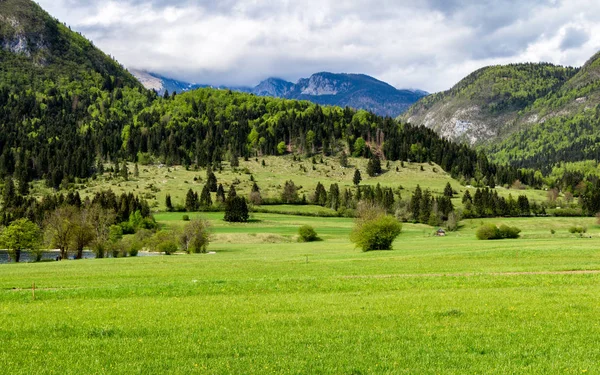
404;50;600;171
0;0;541;198
402;63;577;145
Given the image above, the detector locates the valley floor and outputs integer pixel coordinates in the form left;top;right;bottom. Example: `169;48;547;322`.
1;214;600;374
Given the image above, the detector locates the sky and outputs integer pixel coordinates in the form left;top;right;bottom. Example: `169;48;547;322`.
37;0;600;93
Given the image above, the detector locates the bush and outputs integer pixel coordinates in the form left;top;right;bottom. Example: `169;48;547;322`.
568;225;587;234
298;225;318;242
158;240;178;255
476;224;521;240
475;224;500;240
182;215;190;221
350;215;402;251
499;224;521;239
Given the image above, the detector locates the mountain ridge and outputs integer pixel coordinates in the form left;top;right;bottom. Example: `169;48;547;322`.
130;70;427;117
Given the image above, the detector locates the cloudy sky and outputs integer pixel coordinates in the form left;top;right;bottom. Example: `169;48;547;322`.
37;0;600;92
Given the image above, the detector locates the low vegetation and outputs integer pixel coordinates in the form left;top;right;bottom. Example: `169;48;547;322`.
475;223;522;240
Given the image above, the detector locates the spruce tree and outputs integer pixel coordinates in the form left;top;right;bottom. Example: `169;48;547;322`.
206;166;218;192
224;196;249;222
367;155;382;177
444;182;454;198
200;185;212;207
165;194;173;212
353;169;362;186
216;184;226;203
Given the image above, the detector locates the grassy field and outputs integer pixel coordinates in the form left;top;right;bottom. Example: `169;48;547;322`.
2;214;600;374
30;156;549;211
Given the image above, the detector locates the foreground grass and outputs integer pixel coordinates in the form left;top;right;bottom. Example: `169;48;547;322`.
2;215;600;374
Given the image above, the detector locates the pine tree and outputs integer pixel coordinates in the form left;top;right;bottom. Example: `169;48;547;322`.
281;180;299;203
216;184;226;203
410;185;422;221
313;182;327;206
165;194;173;212
444;182;453;198
339;151;348;168
329;183;340;210
185;189;198;212
228;185;237;199
353;169;362;186
206;166;217;192
224;196;249;222
200;185;212;207
367;155;382;177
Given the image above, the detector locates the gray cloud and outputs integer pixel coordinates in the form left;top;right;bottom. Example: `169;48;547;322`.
560;27;590;51
36;0;600;92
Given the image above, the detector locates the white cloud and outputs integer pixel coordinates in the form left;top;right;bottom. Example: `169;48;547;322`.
36;0;600;92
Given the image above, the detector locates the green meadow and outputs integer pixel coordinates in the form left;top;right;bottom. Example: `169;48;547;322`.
30;156;549;211
2;213;600;374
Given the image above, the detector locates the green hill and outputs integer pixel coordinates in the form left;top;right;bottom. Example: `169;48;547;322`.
402;63;577;145
403;51;600;170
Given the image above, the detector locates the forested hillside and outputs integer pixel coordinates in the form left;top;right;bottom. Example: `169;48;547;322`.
486;52;600;170
0;0;545;198
402;63;577;145
404;51;600;171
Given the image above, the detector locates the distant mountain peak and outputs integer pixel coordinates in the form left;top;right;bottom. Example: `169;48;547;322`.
131;70;428;117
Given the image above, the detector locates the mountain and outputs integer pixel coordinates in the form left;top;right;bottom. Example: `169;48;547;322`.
0;0;149;188
402;53;600;170
401;63;578;145
0;0;139;88
129;69;205;95
131;71;427;117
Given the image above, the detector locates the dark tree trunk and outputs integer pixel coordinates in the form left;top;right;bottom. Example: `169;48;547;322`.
76;247;83;259
14;249;20;263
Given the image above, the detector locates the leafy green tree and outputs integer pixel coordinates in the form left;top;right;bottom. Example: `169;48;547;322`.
277;141;287;155
180;218;211;253
71;209;95;260
0;218;41;263
44;206;77;260
353;137;366;157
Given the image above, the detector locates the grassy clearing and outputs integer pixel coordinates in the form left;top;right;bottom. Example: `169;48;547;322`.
2;215;600;373
30;156;548;211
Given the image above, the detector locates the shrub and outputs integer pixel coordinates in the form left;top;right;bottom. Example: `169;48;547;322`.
498;224;521;239
476;224;521;240
182;215;190;221
158;240;178;255
298;225;318;242
568;225;587;234
350;215;402;251
475;224;500;240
